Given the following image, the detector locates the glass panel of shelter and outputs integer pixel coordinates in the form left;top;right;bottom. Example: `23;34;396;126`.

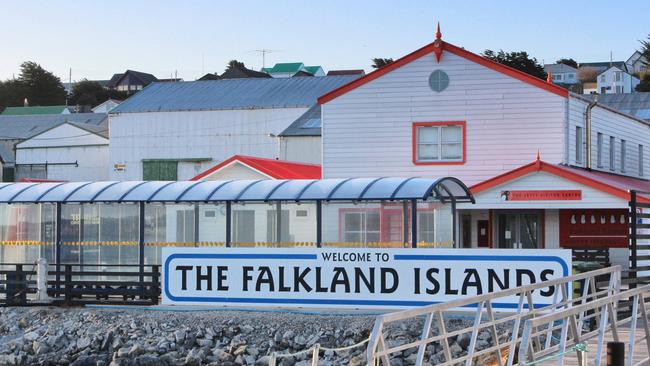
0;199;460;269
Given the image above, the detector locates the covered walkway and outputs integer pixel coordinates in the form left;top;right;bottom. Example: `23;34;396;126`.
0;177;473;268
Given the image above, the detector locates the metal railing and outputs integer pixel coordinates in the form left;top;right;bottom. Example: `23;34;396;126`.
518;285;650;366
366;266;621;366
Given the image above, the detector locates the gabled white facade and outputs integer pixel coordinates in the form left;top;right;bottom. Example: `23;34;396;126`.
108;108;309;180
597;66;640;94
321;48;650;184
322;50;567;185
15;123;109;181
626;51;648;75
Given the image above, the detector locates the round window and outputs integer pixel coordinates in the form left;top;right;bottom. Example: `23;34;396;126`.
429;70;449;92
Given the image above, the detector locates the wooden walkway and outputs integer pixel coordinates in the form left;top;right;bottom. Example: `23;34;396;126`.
537;327;650;366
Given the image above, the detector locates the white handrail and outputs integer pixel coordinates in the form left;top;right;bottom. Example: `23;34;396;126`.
366;266;622;366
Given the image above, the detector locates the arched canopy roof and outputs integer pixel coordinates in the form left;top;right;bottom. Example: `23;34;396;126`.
0;178;474;204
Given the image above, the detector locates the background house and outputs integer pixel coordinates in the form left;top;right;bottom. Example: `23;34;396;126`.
597;66;640;94
108;70;158;94
91;99;121;113
15;122;109;181
545;63;578;85
0;113;107;181
108;75;359;181
1;105;71;115
626;51;649;74
262;63;325;77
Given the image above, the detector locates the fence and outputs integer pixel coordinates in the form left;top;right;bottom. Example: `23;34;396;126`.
0;263;160;306
365;266;621;366
518;285;650;366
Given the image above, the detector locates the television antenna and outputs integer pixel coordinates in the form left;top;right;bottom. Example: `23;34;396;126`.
252;49;281;69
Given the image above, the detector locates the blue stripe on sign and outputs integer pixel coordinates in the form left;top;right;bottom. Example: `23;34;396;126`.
163;252;566;308
393;254;570;277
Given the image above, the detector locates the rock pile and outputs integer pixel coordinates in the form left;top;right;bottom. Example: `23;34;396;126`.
0;307;505;365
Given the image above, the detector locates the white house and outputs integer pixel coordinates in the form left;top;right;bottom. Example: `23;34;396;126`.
545;63;578;84
626;51;648;75
108;76;359;181
317;28;650;266
15;122;109;181
597;66;640;94
91;99;121;113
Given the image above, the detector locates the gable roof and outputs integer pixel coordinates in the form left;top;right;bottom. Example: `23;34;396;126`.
327;69;366;76
221;66;271;79
579;61;628;73
111;75;360;113
191;155;321;180
304;66;324;75
0;113;107;140
318;39;569;104
109;70;157;87
263;62;305;74
545;63;577;73
1;106;70;115
17;121;108;148
279;104;321;137
470;158;650;203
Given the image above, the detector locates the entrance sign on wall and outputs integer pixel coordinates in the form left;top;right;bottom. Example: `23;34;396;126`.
163;248;571;310
501;190;582;201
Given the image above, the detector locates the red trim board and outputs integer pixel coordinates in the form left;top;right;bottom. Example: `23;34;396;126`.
191;155;321;181
318;40;568;105
470;159;650;204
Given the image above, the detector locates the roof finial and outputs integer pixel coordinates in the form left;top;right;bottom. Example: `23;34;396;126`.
536;149;541;161
435;22;442;40
546;69;553;84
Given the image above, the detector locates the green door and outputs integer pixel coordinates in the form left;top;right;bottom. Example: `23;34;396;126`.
142;160;178;181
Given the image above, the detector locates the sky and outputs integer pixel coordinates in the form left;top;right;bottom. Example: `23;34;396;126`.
1;0;649;82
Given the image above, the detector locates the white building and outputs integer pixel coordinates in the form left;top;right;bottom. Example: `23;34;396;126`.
108;76;359;181
91;99;121;113
545;63;578;84
626;51;648;75
318;29;650;266
15;122;109;181
597;66;640;94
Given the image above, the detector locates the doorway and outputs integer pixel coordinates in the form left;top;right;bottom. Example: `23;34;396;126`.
496;211;542;249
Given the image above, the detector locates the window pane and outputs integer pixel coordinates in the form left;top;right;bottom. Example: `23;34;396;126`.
418;144;438;160
418;127;438;143
366;212;380;231
441;143;462;159
442;126;461;143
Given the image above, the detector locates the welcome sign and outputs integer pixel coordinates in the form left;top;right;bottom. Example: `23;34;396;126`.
162;248;571;310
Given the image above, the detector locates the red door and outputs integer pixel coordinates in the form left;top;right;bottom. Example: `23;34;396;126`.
477;220;489;247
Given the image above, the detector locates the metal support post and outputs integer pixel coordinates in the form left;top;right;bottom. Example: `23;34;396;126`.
411;199;417;248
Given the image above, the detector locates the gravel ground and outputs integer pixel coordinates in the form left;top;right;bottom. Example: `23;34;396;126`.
0;306;504;365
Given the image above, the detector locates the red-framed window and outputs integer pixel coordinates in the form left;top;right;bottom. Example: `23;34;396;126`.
412;121;466;165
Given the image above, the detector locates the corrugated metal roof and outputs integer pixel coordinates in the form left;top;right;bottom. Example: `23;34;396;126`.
1;106;70;115
544;63;577;73
0;177;474;203
279;104;321;137
0;113;107;140
111;76;359;113
589;93;650;121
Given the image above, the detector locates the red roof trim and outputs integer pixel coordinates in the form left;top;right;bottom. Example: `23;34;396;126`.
317;40;568;105
190;155;321;181
470;159;650;203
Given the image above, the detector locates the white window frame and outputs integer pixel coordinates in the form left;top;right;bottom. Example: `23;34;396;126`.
639;145;644;176
597;133;603;168
414;123;465;164
575;126;583;164
621;139;627;172
610;136;616;171
342;211;380;244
